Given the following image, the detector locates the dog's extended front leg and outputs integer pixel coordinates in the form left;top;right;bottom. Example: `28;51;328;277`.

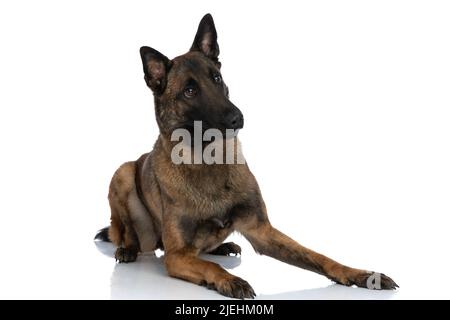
236;215;398;289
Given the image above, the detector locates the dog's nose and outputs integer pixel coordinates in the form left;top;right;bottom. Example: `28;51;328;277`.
227;112;244;130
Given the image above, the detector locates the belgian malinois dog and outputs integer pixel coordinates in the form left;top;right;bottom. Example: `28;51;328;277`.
96;14;398;299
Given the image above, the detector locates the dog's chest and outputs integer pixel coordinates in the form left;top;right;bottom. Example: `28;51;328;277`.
157;160;253;218
183;174;240;218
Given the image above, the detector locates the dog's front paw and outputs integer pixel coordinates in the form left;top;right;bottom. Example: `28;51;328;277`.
339;270;398;290
209;242;241;256
216;276;256;299
115;247;138;263
354;271;399;290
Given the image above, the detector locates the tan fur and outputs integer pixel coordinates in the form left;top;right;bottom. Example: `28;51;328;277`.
104;14;397;298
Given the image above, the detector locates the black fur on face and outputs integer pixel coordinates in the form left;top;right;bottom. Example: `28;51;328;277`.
140;14;243;137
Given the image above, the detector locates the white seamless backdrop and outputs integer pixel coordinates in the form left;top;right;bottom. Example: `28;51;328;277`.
0;0;449;299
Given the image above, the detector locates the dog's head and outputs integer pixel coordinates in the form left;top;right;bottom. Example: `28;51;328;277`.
140;14;243;136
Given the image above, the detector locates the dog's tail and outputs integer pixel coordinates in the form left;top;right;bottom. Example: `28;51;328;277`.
94;226;111;242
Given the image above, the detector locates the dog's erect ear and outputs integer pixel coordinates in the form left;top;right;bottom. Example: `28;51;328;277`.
190;13;220;66
140;46;170;94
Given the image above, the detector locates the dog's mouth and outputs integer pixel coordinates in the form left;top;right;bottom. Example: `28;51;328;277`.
169;121;241;154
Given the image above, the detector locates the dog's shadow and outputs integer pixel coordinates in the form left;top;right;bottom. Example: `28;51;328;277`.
95;241;396;300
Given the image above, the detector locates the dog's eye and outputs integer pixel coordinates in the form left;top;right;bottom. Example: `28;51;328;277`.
213;74;222;84
184;87;197;98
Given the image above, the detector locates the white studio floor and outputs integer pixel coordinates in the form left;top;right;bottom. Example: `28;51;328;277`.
100;240;399;300
0;232;442;300
2;0;450;301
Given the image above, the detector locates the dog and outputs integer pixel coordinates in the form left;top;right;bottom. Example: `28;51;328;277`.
95;13;398;299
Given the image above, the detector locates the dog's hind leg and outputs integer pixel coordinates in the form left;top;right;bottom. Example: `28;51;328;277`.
113;223;140;263
108;161;160;262
108;162;141;263
127;187;160;253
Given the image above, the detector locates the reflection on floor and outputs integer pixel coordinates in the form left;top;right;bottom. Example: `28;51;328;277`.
95;241;396;300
